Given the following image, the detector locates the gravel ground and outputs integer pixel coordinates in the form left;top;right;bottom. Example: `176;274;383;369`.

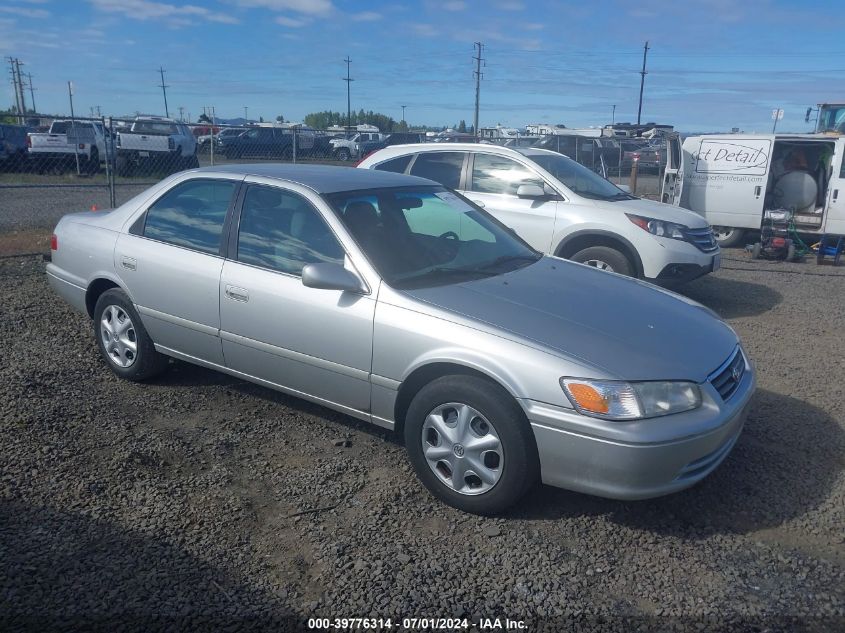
1;251;844;631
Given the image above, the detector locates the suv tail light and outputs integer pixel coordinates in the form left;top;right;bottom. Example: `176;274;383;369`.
50;234;58;251
26;135;31;148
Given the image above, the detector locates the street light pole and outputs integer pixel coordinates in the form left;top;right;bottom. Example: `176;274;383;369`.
401;105;406;128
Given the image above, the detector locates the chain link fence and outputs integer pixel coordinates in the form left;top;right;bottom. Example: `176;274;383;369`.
1;114;668;208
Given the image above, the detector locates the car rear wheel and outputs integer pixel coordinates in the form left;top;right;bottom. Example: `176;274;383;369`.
404;375;538;515
336;148;351;161
93;289;168;381
712;226;746;248
570;246;634;276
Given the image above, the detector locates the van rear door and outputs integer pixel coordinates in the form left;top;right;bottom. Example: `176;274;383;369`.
661;133;683;205
683;135;772;231
823;138;845;235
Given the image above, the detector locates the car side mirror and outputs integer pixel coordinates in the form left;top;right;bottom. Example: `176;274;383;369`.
516;183;546;198
302;263;366;293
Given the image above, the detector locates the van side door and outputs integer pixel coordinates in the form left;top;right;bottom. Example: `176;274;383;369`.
661;133;684;205
824;139;845;235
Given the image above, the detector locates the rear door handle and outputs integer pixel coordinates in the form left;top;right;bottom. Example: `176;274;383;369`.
121;256;136;271
225;285;249;302
834;189;840;201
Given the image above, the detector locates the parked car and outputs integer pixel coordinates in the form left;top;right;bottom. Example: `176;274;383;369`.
218;126;293;159
197;127;244;153
358;144;720;285
330;132;387;161
27;120;113;174
532;134;622;176
620;139;662;173
0;123;29;171
116;116;198;176
46;164;754;514
356;132;427;162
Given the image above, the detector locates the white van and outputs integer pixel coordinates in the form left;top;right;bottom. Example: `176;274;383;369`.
664;134;845;246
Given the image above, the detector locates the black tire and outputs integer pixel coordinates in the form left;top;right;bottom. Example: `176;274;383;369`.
404;375;539;515
713;226;746;248
336;148;351;161
93;288;168;381
569;245;634;276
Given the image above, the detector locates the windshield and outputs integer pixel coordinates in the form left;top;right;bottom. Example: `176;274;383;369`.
522;151;634;201
50;121;93;134
325;187;541;288
817;105;845;133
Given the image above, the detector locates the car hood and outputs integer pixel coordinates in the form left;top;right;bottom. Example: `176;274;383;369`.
403;258;737;382
608;197;709;229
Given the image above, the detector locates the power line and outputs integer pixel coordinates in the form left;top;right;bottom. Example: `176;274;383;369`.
473;42;484;136
636;40;649;125
158;66;170;118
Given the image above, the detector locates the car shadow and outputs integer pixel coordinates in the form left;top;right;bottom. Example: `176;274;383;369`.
0;501;298;630
678;275;782;319
512;389;844;537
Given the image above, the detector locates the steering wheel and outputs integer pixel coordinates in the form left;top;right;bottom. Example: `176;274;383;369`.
439;231;459;240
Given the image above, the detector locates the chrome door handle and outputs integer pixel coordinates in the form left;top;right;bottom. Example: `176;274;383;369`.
225;285;249;302
121;256;136;271
471;199;486;208
754;186;762;198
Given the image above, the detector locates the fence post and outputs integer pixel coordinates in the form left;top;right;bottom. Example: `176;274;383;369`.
103;116;116;208
292;127;297;164
629;157;639;195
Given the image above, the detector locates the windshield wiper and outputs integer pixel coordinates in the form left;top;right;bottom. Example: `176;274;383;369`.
397;266;500;283
472;253;542;272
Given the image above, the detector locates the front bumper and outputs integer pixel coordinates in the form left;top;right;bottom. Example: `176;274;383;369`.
639;235;719;285
524;361;755;500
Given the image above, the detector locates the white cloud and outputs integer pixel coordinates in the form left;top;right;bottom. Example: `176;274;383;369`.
442;1;467;11
0;6;50;18
351;11;381;22
87;0;239;25
275;15;308;27
231;0;334;15
522;22;544;30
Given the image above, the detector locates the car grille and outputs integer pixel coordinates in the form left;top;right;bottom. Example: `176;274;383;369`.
709;348;745;401
684;226;719;252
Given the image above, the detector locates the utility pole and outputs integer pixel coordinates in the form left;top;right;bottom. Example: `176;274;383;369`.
7;58;23;123
68;81;81;175
401;104;406;127
244;106;248;122
343;56;353;131
158;66;170;118
95;105;102;117
178;106;184;121
14;59;27;116
25;72;37;114
636;41;649;125
612;104;616;125
473;42;484;137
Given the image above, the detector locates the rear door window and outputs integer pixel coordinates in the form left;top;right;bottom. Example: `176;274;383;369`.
409;152;465;189
143;179;236;254
374;155;413;174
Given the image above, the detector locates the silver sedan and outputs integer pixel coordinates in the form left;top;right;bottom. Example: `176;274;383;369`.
46;164;755;514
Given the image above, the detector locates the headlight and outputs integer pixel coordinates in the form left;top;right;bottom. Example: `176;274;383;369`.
627;214;687;240
560;377;701;420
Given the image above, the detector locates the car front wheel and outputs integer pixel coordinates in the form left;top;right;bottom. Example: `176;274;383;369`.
93;288;168;381
570;245;634;276
404;375;539;515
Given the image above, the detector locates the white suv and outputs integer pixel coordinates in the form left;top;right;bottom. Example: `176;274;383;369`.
358;143;719;285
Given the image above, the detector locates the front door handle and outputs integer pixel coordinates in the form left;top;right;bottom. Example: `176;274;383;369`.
471;199;486;208
225;285;249;302
834;189;840;202
121;256;136;271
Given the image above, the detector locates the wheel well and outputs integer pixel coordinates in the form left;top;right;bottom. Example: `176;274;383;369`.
555;233;642;277
85;278;119;318
393;363;511;435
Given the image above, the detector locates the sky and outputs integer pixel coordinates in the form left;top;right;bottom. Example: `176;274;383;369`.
1;0;844;132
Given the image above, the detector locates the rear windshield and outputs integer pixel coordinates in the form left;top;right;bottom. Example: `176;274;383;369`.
50;121;93;134
132;121;179;135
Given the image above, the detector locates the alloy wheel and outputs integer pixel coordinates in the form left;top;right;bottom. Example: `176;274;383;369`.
100;305;138;368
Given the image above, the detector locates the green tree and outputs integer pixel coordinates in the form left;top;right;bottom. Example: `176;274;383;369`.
276;115;285;123
458;120;467;133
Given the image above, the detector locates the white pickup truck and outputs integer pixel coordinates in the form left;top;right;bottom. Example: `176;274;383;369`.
116;116;198;176
330;132;386;161
27;120;112;174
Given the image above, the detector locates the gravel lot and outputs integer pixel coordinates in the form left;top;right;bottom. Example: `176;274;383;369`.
1;249;843;632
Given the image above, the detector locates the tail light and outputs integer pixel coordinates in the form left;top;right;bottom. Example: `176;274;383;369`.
50;234;58;251
633;153;640;161
168;137;175;150
26;135;31;148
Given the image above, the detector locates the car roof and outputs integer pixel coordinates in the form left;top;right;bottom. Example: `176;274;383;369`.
362;142;563;162
197;163;437;193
